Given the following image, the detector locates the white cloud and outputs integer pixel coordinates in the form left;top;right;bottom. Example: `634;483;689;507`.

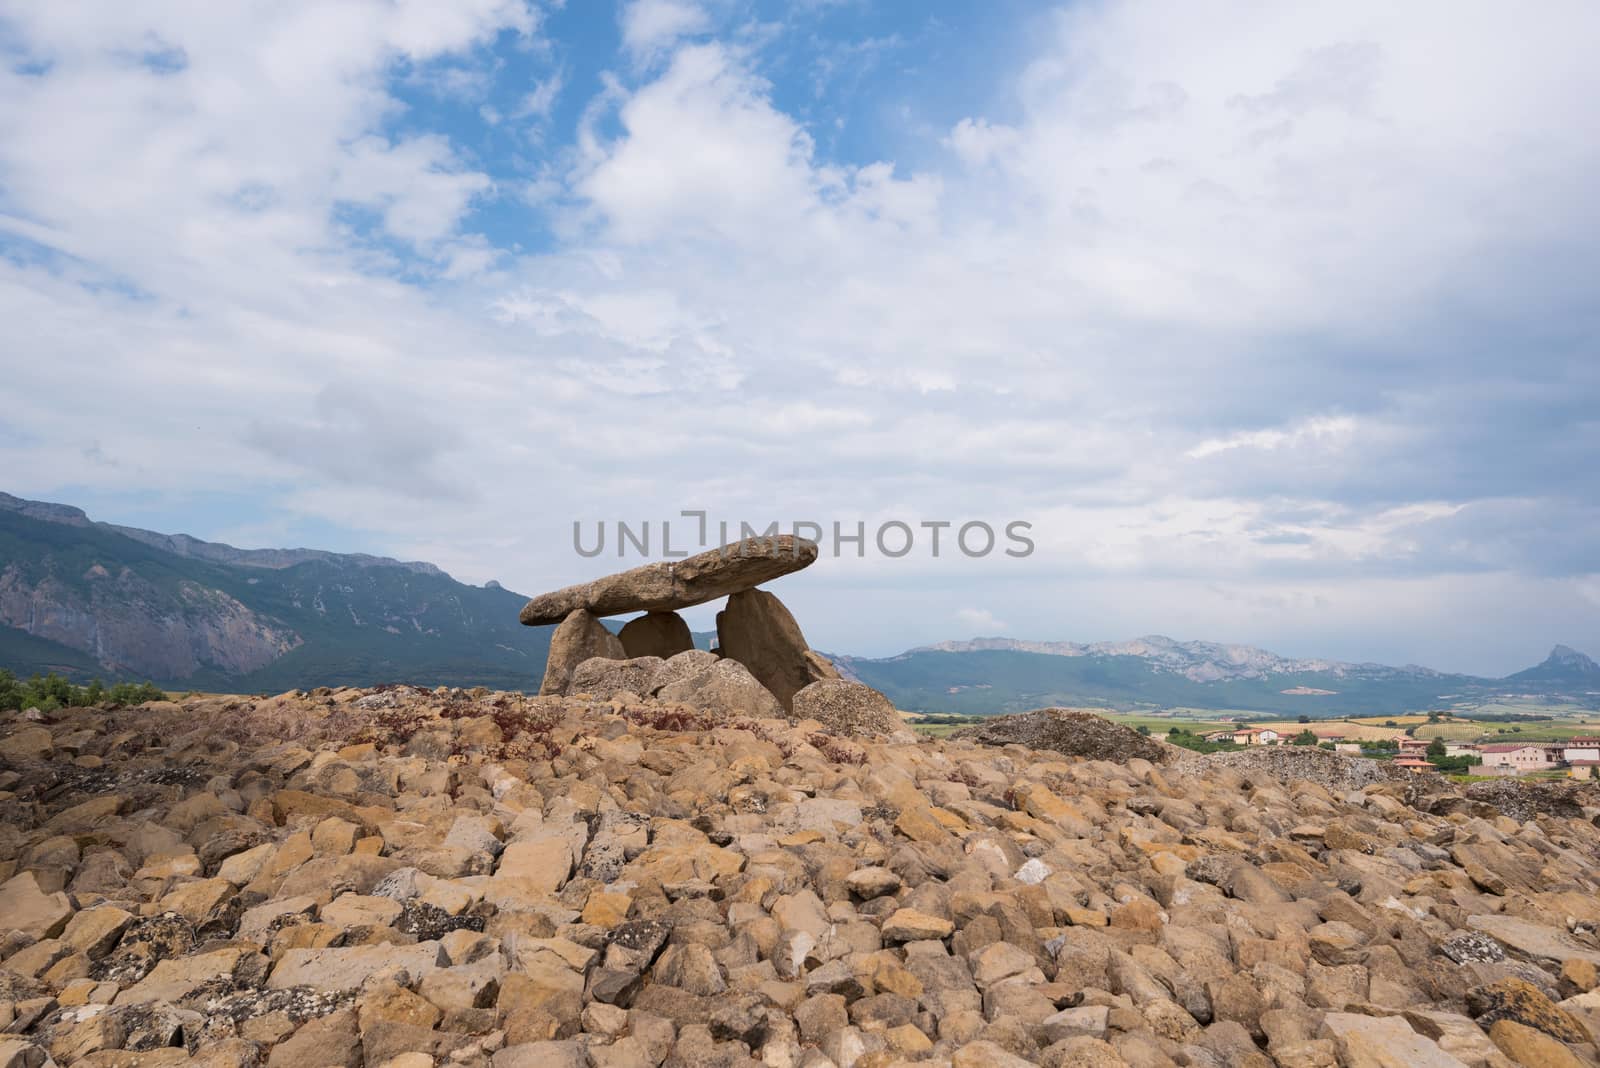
619;0;709;62
956;607;1007;633
1;1;1598;674
1185;415;1358;460
515;70;565;120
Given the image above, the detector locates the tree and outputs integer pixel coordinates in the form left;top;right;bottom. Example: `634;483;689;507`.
1297;715;1310;724
1167;725;1181;736
1137;725;1151;736
1293;730;1317;746
1426;737;1446;759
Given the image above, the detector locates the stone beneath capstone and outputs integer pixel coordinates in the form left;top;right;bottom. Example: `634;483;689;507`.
618;611;695;659
539;609;625;696
567;656;666;700
651;649;720;693
715;588;838;712
791;678;900;735
519;535;818;625
655;657;783;719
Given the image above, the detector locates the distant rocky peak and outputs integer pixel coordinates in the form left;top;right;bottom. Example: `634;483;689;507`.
1546;644;1597;668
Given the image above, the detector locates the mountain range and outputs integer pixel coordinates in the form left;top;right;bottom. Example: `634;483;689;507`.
836;638;1600;717
2;492;1596;715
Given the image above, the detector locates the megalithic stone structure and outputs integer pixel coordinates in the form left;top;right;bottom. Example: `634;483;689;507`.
518;535;818;626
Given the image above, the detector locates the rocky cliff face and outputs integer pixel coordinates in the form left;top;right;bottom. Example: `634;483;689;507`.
0;565;300;679
0;494;540;689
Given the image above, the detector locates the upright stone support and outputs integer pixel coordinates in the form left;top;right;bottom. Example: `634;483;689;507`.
619;611;694;659
715;588;839;713
540;609;625;696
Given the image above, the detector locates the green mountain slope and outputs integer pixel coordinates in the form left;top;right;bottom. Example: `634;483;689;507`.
0;499;549;691
836;648;1487;717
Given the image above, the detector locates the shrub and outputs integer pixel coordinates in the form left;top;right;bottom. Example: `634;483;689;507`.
0;669;165;712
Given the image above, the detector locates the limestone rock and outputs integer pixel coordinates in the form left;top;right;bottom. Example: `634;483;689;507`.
1488;1020;1584;1068
267;942;447;993
11;680;1600;1068
1320;1012;1470;1067
953;706;1178;763
0;872;73;940
567;655;665;700
540;609;626;696
792;679;899;735
655;657;783;718
715;588;837;711
1468;915;1600;969
520;535;818;625
618;611;695;659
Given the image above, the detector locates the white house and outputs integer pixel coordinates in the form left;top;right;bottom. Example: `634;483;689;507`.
1479;743;1555;772
1562;737;1600;764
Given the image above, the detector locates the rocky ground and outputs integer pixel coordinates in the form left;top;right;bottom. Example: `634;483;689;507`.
3;686;1600;1068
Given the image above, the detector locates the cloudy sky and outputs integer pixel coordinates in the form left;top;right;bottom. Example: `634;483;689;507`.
2;0;1597;675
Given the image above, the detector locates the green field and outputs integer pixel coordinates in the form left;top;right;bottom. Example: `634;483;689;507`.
1404;714;1600;744
910;709;1278;739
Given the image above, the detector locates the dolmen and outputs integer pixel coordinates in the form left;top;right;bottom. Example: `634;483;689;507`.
520;535;901;734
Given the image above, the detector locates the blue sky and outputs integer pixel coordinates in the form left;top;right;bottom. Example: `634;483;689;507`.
1;0;1598;675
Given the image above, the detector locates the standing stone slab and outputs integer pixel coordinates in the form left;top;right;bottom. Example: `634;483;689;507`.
540;609;626;696
520;536;818;625
618;611;694;659
716;588;838;712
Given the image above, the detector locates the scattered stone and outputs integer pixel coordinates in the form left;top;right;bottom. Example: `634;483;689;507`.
953;707;1177;763
0;873;73;940
791;678;898;735
5;680;1600;1068
1467;977;1589;1044
1488;1019;1585;1068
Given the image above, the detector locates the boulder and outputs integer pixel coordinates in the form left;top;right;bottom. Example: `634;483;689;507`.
953;707;1177;764
792;679;900;735
715;588;838;711
267;942;447;993
618;611;695;659
652;649;720;692
567;656;665;700
539;609;625;696
655;658;783;719
0;872;73;940
1319;1012;1469;1068
519;534;818;625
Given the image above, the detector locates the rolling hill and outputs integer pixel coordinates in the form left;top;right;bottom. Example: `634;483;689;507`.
835;636;1600;718
0;492;546;691
2;492;1593;715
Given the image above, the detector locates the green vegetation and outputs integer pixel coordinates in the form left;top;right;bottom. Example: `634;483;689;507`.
1164;727;1244;754
0;669;165;712
844;646;1510;718
1427;753;1483;773
909;713;985;737
1292;729;1318;745
0;506;550;691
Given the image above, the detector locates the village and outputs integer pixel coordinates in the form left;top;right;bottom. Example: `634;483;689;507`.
1198;722;1600;779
